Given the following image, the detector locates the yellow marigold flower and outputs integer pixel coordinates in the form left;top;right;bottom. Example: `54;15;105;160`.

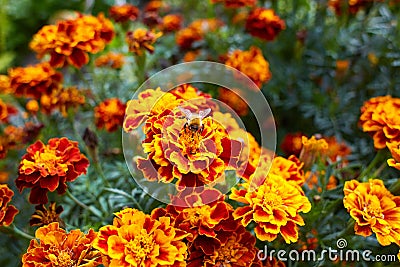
225;46;271;88
359;95;400;149
230;163;311;243
126;28;162;56
16;137;89;204
387;141;400;171
160;14;183;32
109;4;139;23
343;179;400;246
94;98;126;132
94;208;188;267
0;184;19;226
30;201;65;227
26;99;40;114
299;135;329;169
40;86;85;117
211;0;256;8
22;222;101;267
245;8;285;41
8;62;62;98
94;52;125;69
0;75;13;94
30;13;114;68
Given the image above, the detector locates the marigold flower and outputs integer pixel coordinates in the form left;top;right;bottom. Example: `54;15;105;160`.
325;136;351;164
22;222;101;267
94;98;126;132
0;99;17;123
225;46;271;88
145;0;170;13
245;8;285;41
126;28;162;56
95;52;125;69
94;207;188;267
3;125;25;149
30;13;114;68
161;14;183;32
109;4;139;23
0;171;9;183
280;132;304;157
218;87;249;116
0;184;19;226
305;170;337;192
26;99;40;114
143;11;162;28
8;62;62;98
359;95;400;149
0;75;13;94
270;155;305;187
30;201;65;227
16;137;89;204
344;179;400;246
299;135;329;169
183;50;201;62
336;59;350;77
328;0;371;15
176;18;223;49
211;0;256;8
387;141;400;171
230;160;311;243
40;86;86;117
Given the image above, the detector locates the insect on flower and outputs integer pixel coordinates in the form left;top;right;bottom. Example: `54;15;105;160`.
179;106;211;134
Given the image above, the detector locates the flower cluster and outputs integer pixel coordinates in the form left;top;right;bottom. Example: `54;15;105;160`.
30;13;114;68
16;137;89;204
343;179;400;246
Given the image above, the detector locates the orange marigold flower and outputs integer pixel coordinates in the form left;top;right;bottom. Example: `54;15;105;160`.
26;99;40;114
176;18;223;49
126;28;162;56
359;95;400;149
211;0;256;8
94;207;188;267
281;132;304;157
183;49;201;62
16;137;89;204
161;14;183;32
246;8;285;41
30;201;65;227
0;99;17;123
299;135;329;169
270;155;305;187
218;87;249;116
40;86;85;117
305;170;337;192
94;98;126;132
109;4;139;23
145;0;170;13
8;62;62;98
94;52;125;69
0;184;19;226
0;171;9;183
387;141;400;171
0;75;13;94
230;160;311;243
324;136;351;164
344;179;400;246
22;222;100;267
30;13;114;68
3;125;25;149
225;46;271;88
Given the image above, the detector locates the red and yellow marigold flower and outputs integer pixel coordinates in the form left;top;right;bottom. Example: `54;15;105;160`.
230;159;312;243
245;8;285;41
16;137;89;204
0;184;19;226
40;86;86;117
94;207;188;267
109;4;139;23
94;98;126;132
211;0;256;8
160;14;183;32
95;52;125;69
343;179;400;246
30;202;65;227
176;18;223;49
359;95;400;149
30;13;114;68
145;0;170;13
126;28;162;56
328;0;372;16
387;141;400;170
8;62;62;98
22;222;100;267
270;155;305;187
225;46;271;88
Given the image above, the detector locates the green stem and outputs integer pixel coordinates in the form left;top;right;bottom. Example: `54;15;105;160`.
93;161;111;187
9;224;35;240
66;190;102;217
389;179;400;195
134;53;147;85
357;149;386;181
339;219;355;237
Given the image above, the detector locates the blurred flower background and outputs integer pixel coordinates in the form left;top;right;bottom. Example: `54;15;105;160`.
1;0;400;266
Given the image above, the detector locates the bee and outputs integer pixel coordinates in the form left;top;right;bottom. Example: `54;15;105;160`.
178;107;211;133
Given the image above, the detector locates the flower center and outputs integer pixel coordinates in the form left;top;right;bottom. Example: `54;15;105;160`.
186;205;211;226
56;251;74;267
126;229;155;264
21;146;68;175
178;128;202;156
263;192;283;207
364;196;384;219
215;236;240;265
